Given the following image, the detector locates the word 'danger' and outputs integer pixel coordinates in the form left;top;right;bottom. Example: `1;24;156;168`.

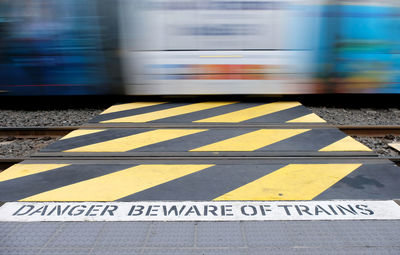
0;201;399;222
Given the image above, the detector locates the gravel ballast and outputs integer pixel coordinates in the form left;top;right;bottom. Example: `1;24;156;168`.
0;109;104;127
2;107;400;127
0;137;58;158
354;136;400;158
310;107;400;126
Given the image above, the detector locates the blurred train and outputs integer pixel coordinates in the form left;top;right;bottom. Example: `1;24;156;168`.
1;0;399;95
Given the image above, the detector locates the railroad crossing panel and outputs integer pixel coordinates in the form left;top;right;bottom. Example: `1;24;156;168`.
35;127;373;157
0;159;399;202
2;100;399;203
88;101;327;125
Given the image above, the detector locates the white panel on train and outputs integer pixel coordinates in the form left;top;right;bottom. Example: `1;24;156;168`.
119;0;322;94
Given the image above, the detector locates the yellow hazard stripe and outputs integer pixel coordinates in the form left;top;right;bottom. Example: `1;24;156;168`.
20;164;214;201
60;129;105;140
194;102;301;123
286;113;326;123
214;164;362;201
65;129;207;152
101;102;237;123
319;136;372;151
101;102;166;115
191;129;310;151
200;55;243;58
0;164;69;182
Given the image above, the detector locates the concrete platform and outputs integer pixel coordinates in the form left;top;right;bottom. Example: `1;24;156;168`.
0;221;400;254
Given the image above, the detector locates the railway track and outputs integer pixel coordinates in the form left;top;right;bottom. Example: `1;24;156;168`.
1;125;400;171
1;157;400;172
0;125;400;137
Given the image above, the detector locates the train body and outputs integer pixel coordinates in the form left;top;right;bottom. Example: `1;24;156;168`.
0;0;399;95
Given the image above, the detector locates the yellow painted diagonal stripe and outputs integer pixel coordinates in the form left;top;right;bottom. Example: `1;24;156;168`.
319;136;372;151
191;129;310;151
194;102;301;123
65;129;207;152
60;129;105;140
286;113;326;123
200;55;243;58
0;164;69;182
101;102;166;115
214;164;362;201
101;102;237;123
20;164;214;201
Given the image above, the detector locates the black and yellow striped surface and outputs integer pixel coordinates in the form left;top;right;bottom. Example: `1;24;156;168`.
37;127;373;157
2;100;398;202
88;101;327;125
0;159;399;202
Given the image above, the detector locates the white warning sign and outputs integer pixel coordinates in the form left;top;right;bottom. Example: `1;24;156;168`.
0;201;399;222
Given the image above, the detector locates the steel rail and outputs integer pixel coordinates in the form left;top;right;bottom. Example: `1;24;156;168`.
0;158;24;171
0;127;76;137
1;125;400;137
1;156;400;172
339;125;400;137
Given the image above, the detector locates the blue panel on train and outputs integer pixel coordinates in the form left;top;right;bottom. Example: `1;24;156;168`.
0;0;109;95
317;3;400;93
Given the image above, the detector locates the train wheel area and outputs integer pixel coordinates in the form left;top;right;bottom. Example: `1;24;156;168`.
0;101;400;254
